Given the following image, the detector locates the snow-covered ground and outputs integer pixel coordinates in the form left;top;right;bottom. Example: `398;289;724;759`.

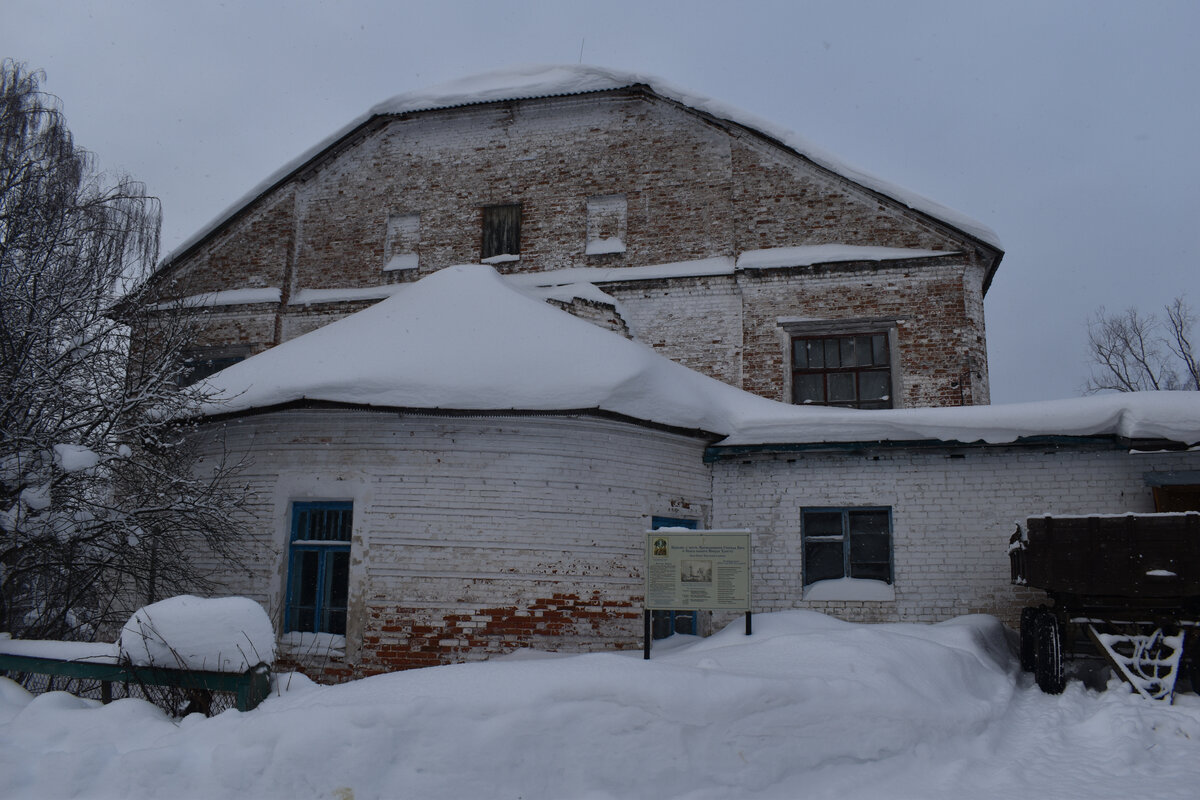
2;612;1198;799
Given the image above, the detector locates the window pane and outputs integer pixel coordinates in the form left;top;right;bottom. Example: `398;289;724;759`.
793;339;808;369
794;374;825;404
806;340;824;369
859;371;890;402
296;550;319;606
850;532;890;564
840;336;856;366
803;510;844;537
855;335;873;366
804;541;845;584
872;334;888;365
824;339;841;369
827;372;856;403
849;510;890;536
850;561;891;582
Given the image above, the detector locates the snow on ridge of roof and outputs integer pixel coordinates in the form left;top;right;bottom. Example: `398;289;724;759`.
161;65;1001;267
196;264;782;434
718;391;1200;448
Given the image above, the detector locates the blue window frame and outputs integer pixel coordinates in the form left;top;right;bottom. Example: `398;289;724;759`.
801;507;892;587
285;501;353;635
650;516;698;639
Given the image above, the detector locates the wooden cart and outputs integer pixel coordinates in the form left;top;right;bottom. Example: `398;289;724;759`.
1010;513;1200;699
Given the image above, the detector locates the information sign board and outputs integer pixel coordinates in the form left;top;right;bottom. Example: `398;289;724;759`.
644;531;751;612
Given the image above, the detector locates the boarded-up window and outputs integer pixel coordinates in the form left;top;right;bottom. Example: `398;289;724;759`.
586;194;627;255
1153;485;1200;512
384;213;419;272
481;204;521;262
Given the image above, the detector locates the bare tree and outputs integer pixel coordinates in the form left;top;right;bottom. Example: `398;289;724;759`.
1085;297;1199;393
0;62;247;640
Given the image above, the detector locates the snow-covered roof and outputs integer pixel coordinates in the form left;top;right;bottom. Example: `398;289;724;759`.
715;391;1200;449
162;65;1001;267
198;265;1199;448
196;264;782;435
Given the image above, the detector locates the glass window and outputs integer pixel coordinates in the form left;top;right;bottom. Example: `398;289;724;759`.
791;332;893;409
801;507;893;587
285;501;353;635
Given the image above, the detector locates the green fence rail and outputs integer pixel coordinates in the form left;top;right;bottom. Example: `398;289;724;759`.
0;651;272;713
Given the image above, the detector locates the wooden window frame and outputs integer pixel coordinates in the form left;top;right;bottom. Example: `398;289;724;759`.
790;331;893;409
481;203;521;262
285;501;353;635
801;507;893;587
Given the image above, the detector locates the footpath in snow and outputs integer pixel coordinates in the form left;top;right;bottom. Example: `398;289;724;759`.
2;611;1199;799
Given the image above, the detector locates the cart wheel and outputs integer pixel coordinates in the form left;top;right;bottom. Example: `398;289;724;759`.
1034;612;1065;695
1019;607;1038;672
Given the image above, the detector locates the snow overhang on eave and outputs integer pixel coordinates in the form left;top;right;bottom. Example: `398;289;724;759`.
702;434;1194;463
191;398;726;444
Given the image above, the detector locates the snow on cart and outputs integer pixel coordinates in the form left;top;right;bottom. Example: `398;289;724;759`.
1010;513;1200;700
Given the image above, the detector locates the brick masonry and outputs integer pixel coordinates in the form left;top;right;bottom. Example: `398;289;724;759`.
154;88;1000;408
711;444;1200;629
192;410;712;680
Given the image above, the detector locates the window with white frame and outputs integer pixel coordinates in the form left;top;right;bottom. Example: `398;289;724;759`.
285;501;352;635
801;507;892;587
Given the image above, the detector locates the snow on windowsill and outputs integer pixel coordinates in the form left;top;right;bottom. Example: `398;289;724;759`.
279;631;347;658
384;253;419;272
804;578;895;602
585;238;626;255
481;253;520;265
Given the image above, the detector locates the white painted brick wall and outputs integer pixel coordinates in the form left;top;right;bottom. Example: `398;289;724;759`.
192;409;712;676
712;444;1200;627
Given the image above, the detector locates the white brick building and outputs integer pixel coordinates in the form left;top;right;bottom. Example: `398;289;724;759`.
192;265;1200;680
144;67;1197;679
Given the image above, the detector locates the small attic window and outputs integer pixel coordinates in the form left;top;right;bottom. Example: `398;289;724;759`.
384;213;420;272
586;194;627;255
481;204;521;263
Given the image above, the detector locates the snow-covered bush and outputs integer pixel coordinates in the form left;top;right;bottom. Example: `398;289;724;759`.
118;595;275;673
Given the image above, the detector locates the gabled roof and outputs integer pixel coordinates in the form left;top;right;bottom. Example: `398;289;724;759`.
160;65;1002;270
198;265;1200;449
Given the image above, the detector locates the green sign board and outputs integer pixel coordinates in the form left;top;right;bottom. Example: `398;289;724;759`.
645;531;751;612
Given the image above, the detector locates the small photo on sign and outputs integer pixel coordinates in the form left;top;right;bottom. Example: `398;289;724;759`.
681;560;712;583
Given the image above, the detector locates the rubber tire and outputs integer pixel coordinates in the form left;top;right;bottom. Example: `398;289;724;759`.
1034;611;1066;694
1019;607;1038;672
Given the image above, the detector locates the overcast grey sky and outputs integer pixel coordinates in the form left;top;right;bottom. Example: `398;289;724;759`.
3;0;1197;403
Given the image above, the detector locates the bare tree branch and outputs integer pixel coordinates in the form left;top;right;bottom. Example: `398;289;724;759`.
1;61;249;640
1085;297;1197;393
